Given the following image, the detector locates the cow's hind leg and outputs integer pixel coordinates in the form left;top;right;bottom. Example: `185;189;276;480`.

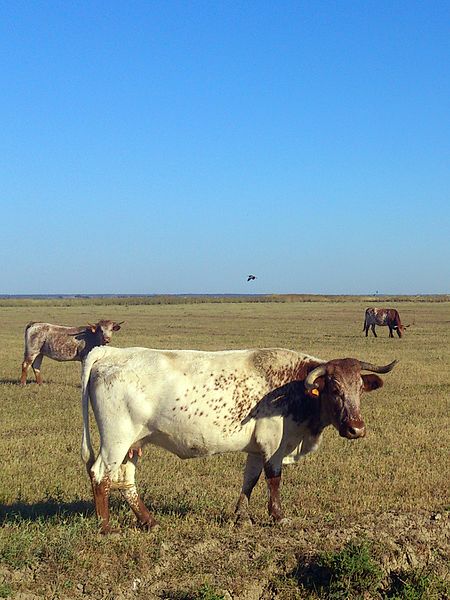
89;441;134;534
89;471;113;534
116;451;157;531
371;324;377;337
20;356;34;385
31;354;43;385
20;360;31;386
21;353;43;385
235;454;263;526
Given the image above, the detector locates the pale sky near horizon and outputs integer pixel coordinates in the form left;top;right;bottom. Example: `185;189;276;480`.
1;1;449;295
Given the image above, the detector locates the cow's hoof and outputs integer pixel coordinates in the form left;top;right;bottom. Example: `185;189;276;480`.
275;517;292;527
100;526;121;535
137;519;159;532
233;514;253;528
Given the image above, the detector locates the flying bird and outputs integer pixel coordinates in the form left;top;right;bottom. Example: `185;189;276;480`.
247;275;257;282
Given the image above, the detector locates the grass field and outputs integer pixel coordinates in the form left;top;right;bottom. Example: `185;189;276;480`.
0;298;449;599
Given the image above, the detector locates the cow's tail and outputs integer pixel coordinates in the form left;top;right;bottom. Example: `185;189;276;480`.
23;321;36;346
362;309;368;331
81;348;106;468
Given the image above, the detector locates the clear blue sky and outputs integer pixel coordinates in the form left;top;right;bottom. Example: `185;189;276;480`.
1;1;449;295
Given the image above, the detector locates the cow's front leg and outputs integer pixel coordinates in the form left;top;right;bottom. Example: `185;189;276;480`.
116;451;157;531
235;454;263;526
264;462;286;524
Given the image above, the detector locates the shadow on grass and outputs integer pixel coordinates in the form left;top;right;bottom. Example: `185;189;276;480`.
0;378;23;385
1;495;229;527
0;378;81;388
0;497;193;525
0;499;93;523
142;491;230;524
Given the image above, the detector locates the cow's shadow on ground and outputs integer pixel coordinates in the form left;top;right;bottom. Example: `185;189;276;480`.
0;500;93;523
0;378;81;387
0;496;195;524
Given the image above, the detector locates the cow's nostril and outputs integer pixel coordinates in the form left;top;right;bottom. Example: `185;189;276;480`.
342;423;366;439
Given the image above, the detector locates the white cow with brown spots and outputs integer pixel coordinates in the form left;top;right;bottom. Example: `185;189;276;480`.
81;346;397;533
21;320;123;385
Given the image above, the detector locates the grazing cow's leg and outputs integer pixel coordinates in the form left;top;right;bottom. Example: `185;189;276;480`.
264;461;285;523
371;324;377;337
235;454;263;525
32;354;43;385
389;326;394;338
364;325;369;337
117;452;157;531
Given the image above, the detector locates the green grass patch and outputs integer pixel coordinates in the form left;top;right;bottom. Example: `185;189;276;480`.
288;540;383;599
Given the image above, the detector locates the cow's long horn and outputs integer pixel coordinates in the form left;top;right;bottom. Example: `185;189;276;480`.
358;359;398;373
304;364;327;390
115;321;125;325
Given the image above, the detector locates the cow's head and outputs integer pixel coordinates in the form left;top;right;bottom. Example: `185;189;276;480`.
304;358;397;439
87;320;124;345
395;323;410;337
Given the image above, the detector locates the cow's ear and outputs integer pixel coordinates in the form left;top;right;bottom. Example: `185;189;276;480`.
113;323;121;331
306;376;325;398
362;374;383;392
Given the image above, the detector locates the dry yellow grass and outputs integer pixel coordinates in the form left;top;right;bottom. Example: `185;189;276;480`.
0;299;448;599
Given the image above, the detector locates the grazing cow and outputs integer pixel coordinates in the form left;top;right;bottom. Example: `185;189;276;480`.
363;308;407;338
81;346;397;533
20;320;123;385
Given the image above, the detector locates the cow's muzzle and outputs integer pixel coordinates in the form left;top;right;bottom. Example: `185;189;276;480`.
339;420;366;439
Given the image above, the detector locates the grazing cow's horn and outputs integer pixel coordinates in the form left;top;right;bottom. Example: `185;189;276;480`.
305;364;327;390
358;359;398;373
116;321;125;325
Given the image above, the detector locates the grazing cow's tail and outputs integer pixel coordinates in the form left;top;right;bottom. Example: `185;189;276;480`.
363;309;369;331
81;348;107;468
